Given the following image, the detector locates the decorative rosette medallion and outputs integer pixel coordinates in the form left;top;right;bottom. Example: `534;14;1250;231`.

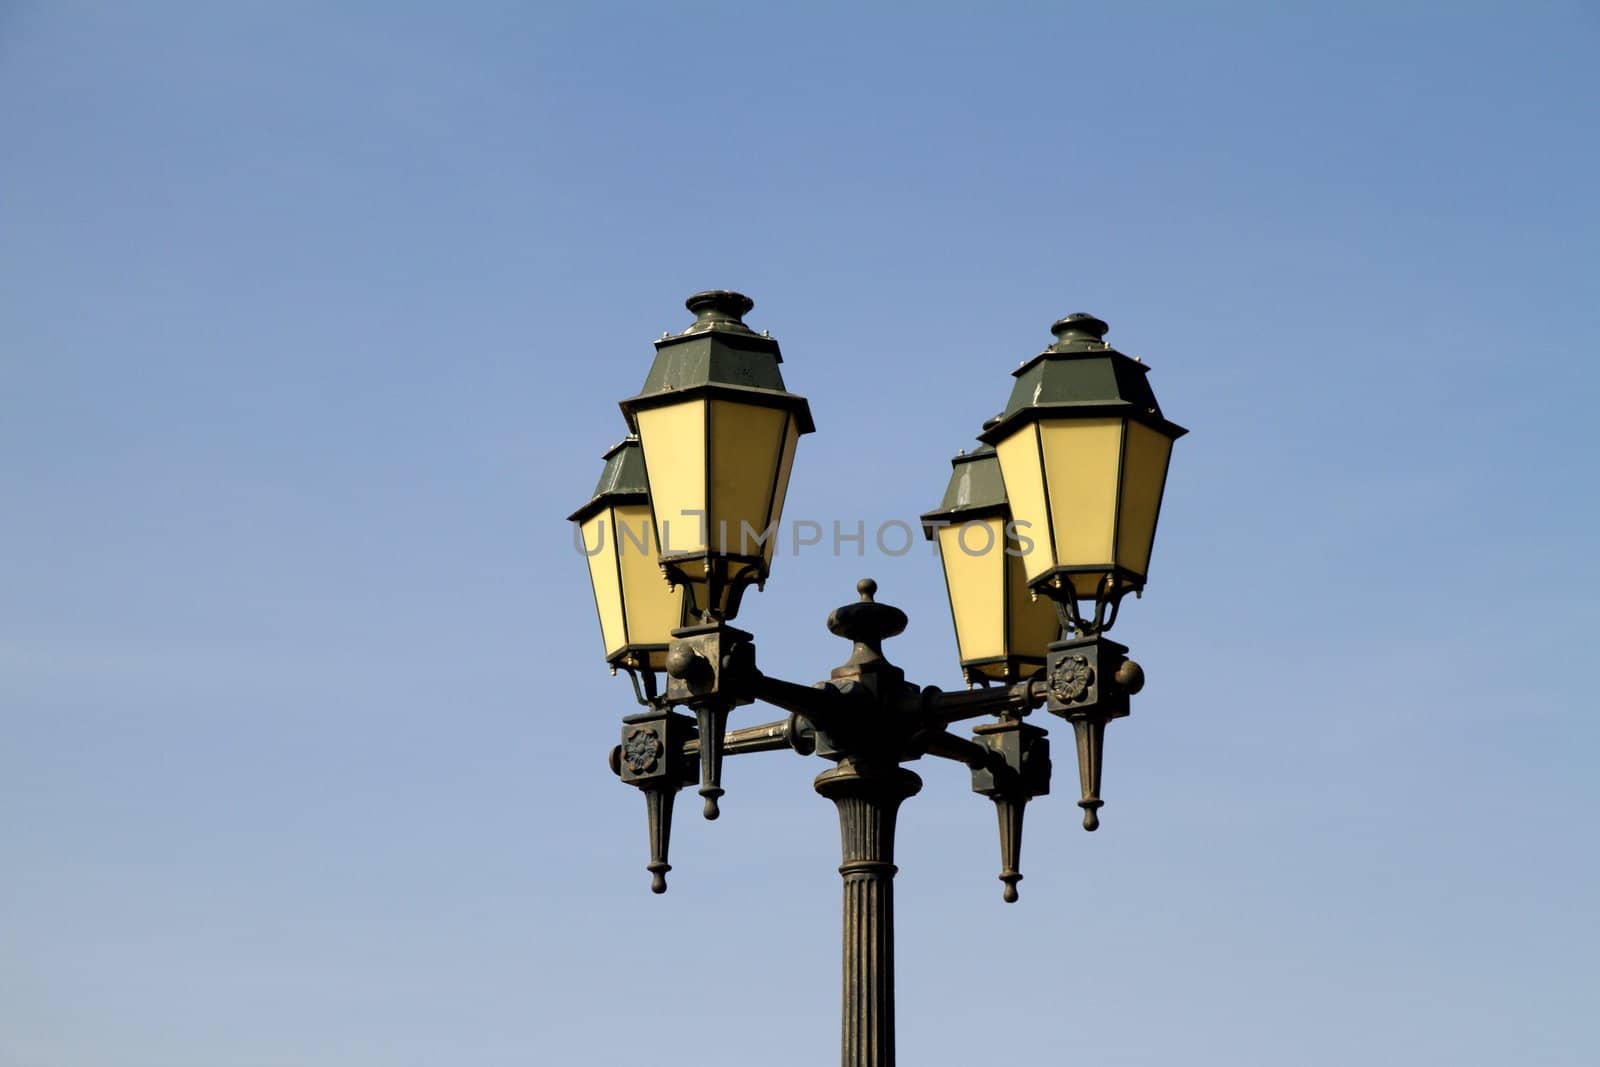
623;726;663;775
1048;654;1093;705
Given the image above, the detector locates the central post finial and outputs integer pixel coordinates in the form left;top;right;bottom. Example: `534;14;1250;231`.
827;578;908;684
829;578;906;646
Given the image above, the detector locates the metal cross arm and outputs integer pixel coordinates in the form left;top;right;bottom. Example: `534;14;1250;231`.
606;579;1086;901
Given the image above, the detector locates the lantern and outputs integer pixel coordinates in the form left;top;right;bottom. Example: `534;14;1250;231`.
568;436;689;673
921;445;1059;684
619;291;814;621
979;313;1186;627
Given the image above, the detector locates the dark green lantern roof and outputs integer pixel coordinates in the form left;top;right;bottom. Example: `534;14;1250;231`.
978;313;1187;445
567;436;649;523
920;444;1010;538
618;290;816;434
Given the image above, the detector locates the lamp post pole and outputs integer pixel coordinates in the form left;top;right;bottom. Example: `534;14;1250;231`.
578;291;1184;1067
819;760;919;1067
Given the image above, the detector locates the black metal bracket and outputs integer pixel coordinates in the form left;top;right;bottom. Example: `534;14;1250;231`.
609;579;1144;892
1043;634;1144;830
609;707;698;893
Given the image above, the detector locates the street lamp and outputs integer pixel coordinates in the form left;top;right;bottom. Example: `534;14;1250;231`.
978;311;1187;831
919;443;1059;687
571;292;1185;1067
979;312;1187;632
567;436;690;694
618;289;814;624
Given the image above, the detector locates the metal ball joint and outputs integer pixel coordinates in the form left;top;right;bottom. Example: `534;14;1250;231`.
1114;658;1145;695
664;642;710;683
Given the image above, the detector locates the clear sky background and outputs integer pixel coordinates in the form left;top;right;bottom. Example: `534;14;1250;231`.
3;3;1598;1065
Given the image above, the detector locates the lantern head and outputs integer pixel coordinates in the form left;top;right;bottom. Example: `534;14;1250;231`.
978;313;1185;632
619;291;814;622
569;436;690;675
921;445;1059;685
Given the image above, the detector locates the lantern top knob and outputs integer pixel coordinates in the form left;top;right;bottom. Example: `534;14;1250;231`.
1050;312;1110;348
683;290;756;334
856;578;877;601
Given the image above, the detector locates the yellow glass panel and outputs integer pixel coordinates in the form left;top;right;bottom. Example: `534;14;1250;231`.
1068;570;1113;599
1006;544;1059;665
994;426;1052;585
1038;417;1122;569
614;503;684;667
635;400;708;556
1117;420;1173;579
708;400;787;557
939;519;1006;664
581;512;626;661
762;417;800;566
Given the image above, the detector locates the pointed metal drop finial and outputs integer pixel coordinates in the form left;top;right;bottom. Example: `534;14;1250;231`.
695;704;730;820
643;786;676;893
615;709;697;895
1073;718;1107;832
970;719;1051;903
994;795;1025;903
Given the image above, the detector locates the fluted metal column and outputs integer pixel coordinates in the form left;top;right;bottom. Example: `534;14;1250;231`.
815;759;923;1067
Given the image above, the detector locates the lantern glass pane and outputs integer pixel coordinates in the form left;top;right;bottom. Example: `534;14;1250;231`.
1038;417;1122;570
994;427;1052;585
635;399;708;556
1116;419;1173;579
1007;544;1059;666
581;511;626;661
938;519;1006;664
614;502;685;668
708;399;788;557
764;416;800;567
1068;571;1110;598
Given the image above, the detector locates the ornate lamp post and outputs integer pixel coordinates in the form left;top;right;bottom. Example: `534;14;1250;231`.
571;292;1186;1067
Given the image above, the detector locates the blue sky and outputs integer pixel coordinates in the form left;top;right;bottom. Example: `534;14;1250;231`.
3;3;1598;1065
